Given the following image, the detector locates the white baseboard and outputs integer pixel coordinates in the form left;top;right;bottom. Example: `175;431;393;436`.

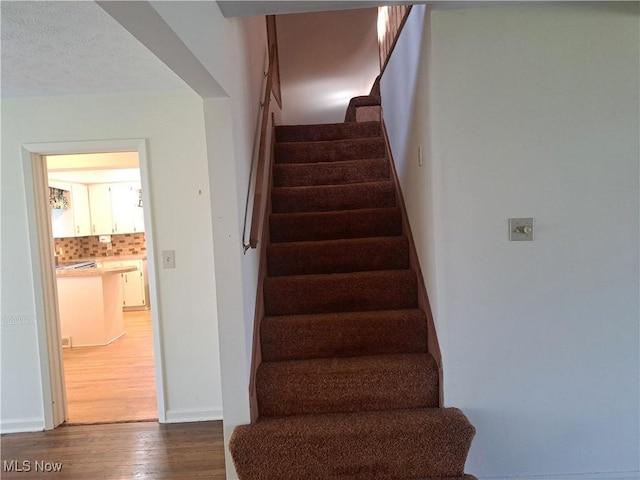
479;472;640;480
163;407;223;424
0;417;44;434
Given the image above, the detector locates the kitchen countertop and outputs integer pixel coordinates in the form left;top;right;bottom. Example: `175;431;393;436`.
97;254;147;262
56;265;137;278
57;254;147;266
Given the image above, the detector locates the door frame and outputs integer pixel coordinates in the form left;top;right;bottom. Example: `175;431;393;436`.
21;138;166;429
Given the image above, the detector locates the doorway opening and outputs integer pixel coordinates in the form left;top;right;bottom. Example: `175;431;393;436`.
46;151;157;424
21;138;165;430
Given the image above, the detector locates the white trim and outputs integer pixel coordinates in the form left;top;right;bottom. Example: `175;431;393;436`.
164;407;223;424
22;149;67;430
20;138;166;428
479;472;640;480
0;418;45;434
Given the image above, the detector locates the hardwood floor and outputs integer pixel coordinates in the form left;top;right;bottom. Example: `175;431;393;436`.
1;312;227;479
63;310;157;424
0;421;226;479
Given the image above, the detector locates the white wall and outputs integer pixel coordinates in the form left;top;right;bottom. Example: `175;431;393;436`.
98;5;272;477
6;2;273;475
203;14;273;479
1;91;223;430
381;3;639;478
277;8;379;125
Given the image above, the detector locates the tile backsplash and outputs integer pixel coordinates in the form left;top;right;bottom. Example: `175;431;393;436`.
54;233;146;262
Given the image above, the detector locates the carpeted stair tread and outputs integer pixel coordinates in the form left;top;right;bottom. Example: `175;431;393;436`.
273;158;390;187
276;121;381;143
275;137;385;164
257;353;439;416
230;407;476;479
270;207;402;243
267;236;409;277
264;270;417;316
272;181;395;213
261;309;427;361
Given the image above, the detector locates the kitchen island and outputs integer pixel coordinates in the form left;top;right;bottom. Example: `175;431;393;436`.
56;265;136;347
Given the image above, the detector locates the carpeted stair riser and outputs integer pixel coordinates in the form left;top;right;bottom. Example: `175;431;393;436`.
272;181;395;213
261;309;427;361
230;407;476;480
276;121;381;143
264;270;417;317
257;353;439;417
270;207;402;243
275;137;385;164
267;236;409;277
273;158;390;187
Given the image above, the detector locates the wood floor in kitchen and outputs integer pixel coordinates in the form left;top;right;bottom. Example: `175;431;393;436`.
63;310;157;424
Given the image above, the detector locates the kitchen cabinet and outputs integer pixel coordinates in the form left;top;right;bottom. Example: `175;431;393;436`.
50;182;91;238
72;184;91;236
88;184;113;235
120;259;146;308
97;258;147;309
89;183;145;235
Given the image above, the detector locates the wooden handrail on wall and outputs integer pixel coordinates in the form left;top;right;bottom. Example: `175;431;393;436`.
243;44;277;251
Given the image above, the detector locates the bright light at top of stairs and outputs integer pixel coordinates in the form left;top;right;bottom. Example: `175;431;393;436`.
325;89;361;107
377;6;389;43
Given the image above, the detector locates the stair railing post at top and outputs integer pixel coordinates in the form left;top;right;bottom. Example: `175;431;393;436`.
244;44;277;251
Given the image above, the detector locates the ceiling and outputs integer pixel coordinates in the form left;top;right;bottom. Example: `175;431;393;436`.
216;1;406;18
1;1;421;98
47;152;141;184
0;1;190;98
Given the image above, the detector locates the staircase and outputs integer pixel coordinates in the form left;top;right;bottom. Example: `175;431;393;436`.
230;119;476;479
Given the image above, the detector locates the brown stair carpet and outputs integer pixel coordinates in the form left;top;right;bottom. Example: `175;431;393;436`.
276;120;381;143
231;408;475;480
257;353;439;417
272;181;395;213
230;120;475;479
267;236;409;276
274;158;390;187
261;309;427;361
275;137;385;163
270;207;402;242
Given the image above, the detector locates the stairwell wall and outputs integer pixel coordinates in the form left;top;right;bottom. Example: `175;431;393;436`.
381;3;639;479
131;5;278;478
277;8;379;125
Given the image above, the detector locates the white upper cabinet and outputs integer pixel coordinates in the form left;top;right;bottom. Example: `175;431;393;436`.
50;181;91;238
89;182;145;236
71;184;91;237
88;184;114;235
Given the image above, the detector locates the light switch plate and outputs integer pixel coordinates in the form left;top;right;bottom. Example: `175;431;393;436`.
509;218;534;241
162;250;176;269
